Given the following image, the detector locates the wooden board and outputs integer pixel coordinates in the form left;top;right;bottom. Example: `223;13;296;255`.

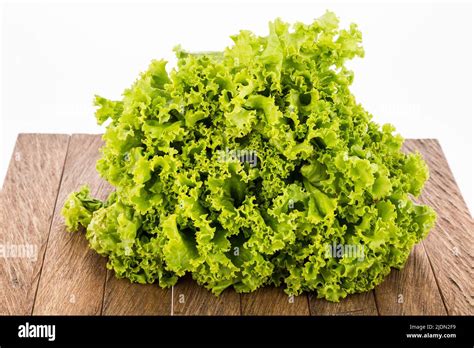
374;243;447;315
241;287;310;316
403;139;473;315
0;134;472;316
0;134;69;315
309;291;378;316
172;275;240;315
33;135;111;315
102;271;171;315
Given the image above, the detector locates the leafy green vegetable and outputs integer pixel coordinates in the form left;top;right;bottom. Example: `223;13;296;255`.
62;11;436;302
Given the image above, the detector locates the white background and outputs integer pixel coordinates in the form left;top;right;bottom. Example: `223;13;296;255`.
1;0;472;214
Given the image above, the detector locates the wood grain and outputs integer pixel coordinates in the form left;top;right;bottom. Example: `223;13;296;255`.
172;275;240;315
374;243;447;315
102;270;171;315
309;291;378;316
0;134;70;315
33;134;112;315
404;139;473;315
241;287;310;315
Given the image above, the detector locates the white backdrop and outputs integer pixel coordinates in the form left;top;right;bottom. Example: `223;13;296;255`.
1;0;472;214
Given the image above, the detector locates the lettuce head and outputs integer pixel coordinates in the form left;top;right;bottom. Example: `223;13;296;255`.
62;11;436;302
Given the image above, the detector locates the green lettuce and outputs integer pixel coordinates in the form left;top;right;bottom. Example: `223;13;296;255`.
62;11;436;302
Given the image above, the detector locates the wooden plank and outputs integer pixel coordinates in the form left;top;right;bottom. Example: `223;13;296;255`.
374;243;446;315
404;139;473;315
33;134;112;315
241;288;310;316
102;271;171;315
172;275;240;315
309;292;378;316
0;134;70;315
